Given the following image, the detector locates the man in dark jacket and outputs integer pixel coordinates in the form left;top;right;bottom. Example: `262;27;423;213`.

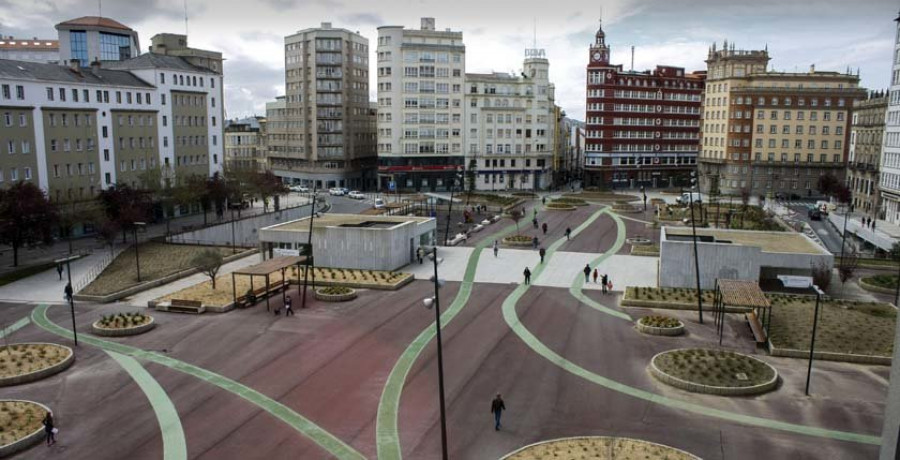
583;264;591;283
523;267;531;285
539;247;546;264
491;394;506;430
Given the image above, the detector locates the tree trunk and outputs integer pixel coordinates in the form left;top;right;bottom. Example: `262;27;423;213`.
11;242;18;267
211;276;216;290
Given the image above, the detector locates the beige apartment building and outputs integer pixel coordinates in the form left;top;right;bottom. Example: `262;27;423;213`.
699;43;865;197
267;22;375;190
225;116;266;171
848;92;887;216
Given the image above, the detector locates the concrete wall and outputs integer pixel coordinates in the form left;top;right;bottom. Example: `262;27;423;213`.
881;315;900;459
166;204;312;247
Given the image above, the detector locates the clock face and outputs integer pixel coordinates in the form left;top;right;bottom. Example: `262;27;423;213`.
593;52;602;61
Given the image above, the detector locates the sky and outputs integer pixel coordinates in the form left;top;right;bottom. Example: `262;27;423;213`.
0;0;897;121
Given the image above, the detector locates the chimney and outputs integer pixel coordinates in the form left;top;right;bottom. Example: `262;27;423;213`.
421;17;435;31
67;59;81;73
321;22;332;29
90;59;102;75
809;64;815;73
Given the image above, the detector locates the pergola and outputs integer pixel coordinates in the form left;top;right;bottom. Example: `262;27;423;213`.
231;256;307;311
713;279;772;345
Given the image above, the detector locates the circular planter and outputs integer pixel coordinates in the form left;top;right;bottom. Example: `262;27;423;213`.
649;348;778;396
501;435;701;460
0;400;52;458
626;237;652;245
314;287;358;302
544;204;576;211
0;344;75;387
636;316;685;336
550;199;588;207
91;315;156;337
502;236;534;247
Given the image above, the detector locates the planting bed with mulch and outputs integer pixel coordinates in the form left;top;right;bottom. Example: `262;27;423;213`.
550;197;588;206
650;348;778;395
564;192;640;202
544;203;576;211
502;436;700;460
503;235;534;247
0;400;48;448
0;344;73;386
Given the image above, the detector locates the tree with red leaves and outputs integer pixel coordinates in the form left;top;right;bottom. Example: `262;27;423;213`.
0;182;58;266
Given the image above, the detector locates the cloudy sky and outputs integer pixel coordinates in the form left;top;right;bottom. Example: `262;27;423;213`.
1;0;896;120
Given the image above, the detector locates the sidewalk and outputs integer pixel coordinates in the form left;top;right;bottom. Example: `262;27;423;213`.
0;250;107;304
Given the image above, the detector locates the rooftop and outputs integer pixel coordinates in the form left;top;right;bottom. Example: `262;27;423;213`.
56;16;133;31
0;59;153;88
263;214;434;232
663;227;826;254
104;53;216;74
0;39;58;50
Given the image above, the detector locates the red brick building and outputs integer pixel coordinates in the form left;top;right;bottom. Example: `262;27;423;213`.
584;23;705;189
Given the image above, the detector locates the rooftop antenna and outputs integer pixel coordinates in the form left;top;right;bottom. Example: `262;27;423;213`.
631;46;635;71
533;17;536;49
184;0;189;36
98;0;102;17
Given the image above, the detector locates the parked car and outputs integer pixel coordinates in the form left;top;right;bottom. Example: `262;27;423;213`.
289;185;304;192
807;206;822;221
329;188;344;196
297;186;310;193
373;198;386;209
348;191;365;200
676;192;702;204
340;187;350;196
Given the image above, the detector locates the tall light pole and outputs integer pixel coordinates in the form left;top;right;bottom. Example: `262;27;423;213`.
443;171;463;246
133;222;146;282
301;186;317;309
57;254;79;346
805;284;825;395
689;171;704;324
423;247;449;460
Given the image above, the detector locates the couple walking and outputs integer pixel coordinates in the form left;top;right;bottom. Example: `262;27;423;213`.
583;264;612;293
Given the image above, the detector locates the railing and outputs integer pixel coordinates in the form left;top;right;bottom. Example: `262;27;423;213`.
73;244;127;293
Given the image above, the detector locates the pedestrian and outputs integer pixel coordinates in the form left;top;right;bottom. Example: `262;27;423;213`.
43;412;55;446
532;236;539;249
56;264;64;281
417;247;424;264
583;264;591;283
64;282;73;303
493;240;499;258
601;274;609;294
285;295;294;316
491;393;506;430
532;217;538;229
533;208;537;219
542;222;548;235
539;247;546;264
542;196;547;205
523;267;531;285
565;227;571;240
873;220;877;231
592;268;598;284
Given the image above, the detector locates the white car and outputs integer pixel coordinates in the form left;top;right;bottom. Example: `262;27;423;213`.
297;186;310;193
373;198;386;209
329;188;344;196
289;185;303;192
348;191;365;200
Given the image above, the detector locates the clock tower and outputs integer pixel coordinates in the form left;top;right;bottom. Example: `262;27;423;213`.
589;20;609;66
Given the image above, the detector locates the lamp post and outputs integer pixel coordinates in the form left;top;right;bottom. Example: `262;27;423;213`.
423;247;449;460
132;222;146;282
689;171;704;324
230;207;237;255
805;284;825;396
443;171;464;247
301;186;317;309
57;254;79;346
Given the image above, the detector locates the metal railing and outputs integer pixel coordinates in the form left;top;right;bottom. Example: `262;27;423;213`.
73;244;127;293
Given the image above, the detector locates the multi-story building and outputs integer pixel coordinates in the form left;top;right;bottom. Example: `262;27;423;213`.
584;22;705;190
880;14;900;227
848;92;887;217
0;36;59;63
699;42;864;196
464;52;556;191
55;16;140;67
225;116;266;171
0;16;224;232
376;18;466;192
266;22;375;191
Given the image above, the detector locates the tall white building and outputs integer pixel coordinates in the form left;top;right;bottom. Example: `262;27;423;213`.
465;52;556;191
0;37;59;63
376;18;466;192
882;13;900;226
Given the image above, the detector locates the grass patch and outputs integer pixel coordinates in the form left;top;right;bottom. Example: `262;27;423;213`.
564;191;639;202
82;243;236;296
626;286;717;304
550;197;588;206
462;193;519;206
654;348;776;388
862;274;898;289
639;315;681;328
0;344;71;379
0;400;48;446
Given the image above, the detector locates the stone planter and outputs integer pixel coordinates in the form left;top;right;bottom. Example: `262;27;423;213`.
91;316;156;337
0;400;52;458
502;236;534;247
0;344;75;387
635;317;684;336
500;435;701;460
314;287;358;302
544;204;576;211
648;349;779;396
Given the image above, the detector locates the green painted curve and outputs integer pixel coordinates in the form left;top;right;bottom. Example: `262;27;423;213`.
567;209;632;321
31;304;366;460
501;209;881;446
376;222;519;460
0;316;30;339
106;350;188;460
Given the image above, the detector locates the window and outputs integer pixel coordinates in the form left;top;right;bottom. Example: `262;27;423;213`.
161;94;166;105
6;140;14;154
99;32;132;61
103;149;110;161
46;87;54;101
211;97;216;108
21;140;30;154
70;30;88;66
126;92;132;104
0;85;8;99
83;89;89;102
59;88;65;101
23;167;30;180
102;126;108;138
15;86;23;100
72;89;78;102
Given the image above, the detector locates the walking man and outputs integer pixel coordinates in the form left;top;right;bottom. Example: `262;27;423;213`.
417;247;425;264
56;264;64;281
64;282;73;303
539;247;546;264
532;236;539;249
601;274;609;294
583;264;591;283
542;196;547;205
493;240;499;258
565;227;571;240
491;394;506;430
285;295;294;316
541;222;548;235
523;267;531;285
532;217;538;229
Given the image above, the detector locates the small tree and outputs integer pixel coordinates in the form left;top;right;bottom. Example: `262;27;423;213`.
509;208;523;234
0;182;58;266
810;260;832;293
466;159;477;197
838;250;860;294
193;250;224;290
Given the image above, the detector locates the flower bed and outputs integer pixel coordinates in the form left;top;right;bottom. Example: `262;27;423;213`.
91;312;155;337
503;235;534;247
630;245;660;257
550;198;588;206
622;287;723;311
544;203;576;211
0;400;50;457
636;315;684;336
860;274;897;294
501;436;700;460
314;286;358;302
649;348;778;396
0;344;75;387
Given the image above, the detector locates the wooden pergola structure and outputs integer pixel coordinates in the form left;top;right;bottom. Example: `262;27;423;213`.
231;256;306;311
713;279;772;346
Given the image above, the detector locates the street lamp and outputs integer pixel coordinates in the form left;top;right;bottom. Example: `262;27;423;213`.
423;247;449;460
805;284;826;396
132;222;146;282
57;255;79;346
301;186;318;309
689;171;704;324
443;171;464;246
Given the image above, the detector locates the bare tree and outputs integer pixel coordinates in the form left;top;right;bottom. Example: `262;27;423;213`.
509;208;524;234
810;260;832;292
838;250;860;295
192;250;224;290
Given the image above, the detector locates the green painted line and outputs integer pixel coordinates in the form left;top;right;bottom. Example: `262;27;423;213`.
568;210;633;321
0;316;30;339
106;350;187;460
31;304;366;460
376;222;519;460
501;211;881;446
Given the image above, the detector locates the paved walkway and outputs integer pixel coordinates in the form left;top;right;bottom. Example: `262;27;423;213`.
0;250;107;304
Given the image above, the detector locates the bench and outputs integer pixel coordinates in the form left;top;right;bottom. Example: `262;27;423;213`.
745;312;767;344
236;283;288;308
168;299;204;314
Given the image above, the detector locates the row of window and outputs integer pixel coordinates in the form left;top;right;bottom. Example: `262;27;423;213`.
49;138;96;152
2;112;27;127
706;95;847;108
5;140;30;154
0;84;25;100
160;72;216;89
0;167;31;182
52;162;95;178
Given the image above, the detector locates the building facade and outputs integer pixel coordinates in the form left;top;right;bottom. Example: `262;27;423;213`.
376;18;466;192
848;92;887;217
0;16;224;232
225;116;266;171
267;23;375;191
699;42;864;197
55;16;140;67
584;22;704;190
0;37;59;63
880;14;900;226
464;53;556;191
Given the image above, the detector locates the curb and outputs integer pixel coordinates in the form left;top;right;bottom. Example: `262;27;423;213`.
767;341;891;366
91;316;156;337
648;349;779;396
635;317;685;336
0;400;52;458
314;288;358;302
499;435;701;460
858;278;897;295
0;344;75;387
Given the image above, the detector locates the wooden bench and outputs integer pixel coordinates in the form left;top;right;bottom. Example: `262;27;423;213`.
169;299;204;314
745;311;767;345
236;283;288;308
